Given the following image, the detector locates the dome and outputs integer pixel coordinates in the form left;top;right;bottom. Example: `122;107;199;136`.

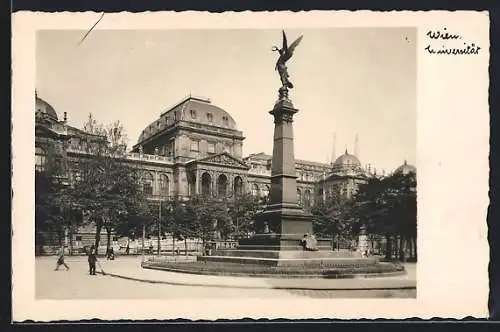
137;96;238;144
334;149;361;167
35;94;58;121
395;160;416;175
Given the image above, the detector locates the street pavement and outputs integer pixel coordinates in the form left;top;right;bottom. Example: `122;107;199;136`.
36;256;416;299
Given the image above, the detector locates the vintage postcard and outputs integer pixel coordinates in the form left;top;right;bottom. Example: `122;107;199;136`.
12;10;489;321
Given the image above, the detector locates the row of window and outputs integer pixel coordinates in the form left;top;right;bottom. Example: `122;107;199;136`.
35;146;47;171
190;139;226;154
149;110;231;134
141;173;170;196
195;173;244;197
317;186;357;198
189;109;229;126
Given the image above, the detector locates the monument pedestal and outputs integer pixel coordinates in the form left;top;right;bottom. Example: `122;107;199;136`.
238;92;320;253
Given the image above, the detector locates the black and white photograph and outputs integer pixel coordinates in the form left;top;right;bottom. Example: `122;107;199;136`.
13;11;489;320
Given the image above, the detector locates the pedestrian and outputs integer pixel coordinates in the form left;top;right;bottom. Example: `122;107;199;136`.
126;240;130;255
308;234;319;251
300;234;307;251
54;246;69;271
87;245;97;275
109;247;115;260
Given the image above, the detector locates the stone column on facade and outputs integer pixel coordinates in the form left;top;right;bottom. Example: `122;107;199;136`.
228;173;234;197
195;169;200;196
154;171;158;196
211;171;217;197
176;166;189;198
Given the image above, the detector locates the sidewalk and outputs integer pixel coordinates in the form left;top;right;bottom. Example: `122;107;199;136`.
97;257;417;291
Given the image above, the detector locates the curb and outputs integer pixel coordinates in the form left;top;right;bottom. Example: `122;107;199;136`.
141;264;407;279
97;270;416;291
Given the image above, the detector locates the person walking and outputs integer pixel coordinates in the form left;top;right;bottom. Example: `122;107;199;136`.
300;234;308;251
54;246;69;271
87;245;97;275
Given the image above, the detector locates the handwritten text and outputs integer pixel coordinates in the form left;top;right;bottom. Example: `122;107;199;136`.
425;28;480;56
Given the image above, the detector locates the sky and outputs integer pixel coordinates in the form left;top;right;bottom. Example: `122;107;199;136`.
36;28;416;173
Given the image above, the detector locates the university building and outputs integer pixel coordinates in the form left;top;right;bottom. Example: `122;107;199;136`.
35;92;415;252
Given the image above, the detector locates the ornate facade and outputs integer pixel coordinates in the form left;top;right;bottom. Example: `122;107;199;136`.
35;93;415;251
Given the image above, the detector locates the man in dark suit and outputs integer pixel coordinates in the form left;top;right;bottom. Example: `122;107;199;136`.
87;245;97;275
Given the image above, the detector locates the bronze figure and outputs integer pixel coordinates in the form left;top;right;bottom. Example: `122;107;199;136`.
272;30;303;90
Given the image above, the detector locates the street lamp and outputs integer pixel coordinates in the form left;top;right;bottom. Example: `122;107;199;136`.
139;146;146;262
142;218;146;263
158;200;162;256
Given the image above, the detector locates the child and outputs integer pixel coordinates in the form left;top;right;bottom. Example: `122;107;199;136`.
54;246;70;271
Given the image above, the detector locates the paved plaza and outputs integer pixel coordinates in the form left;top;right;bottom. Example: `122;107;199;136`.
36;256;416;299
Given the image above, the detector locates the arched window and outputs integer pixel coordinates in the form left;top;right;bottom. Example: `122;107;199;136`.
251;184;260;197
233;176;243;196
158;174;169;197
201;172;212;196
297;188;302;205
35;146;47;172
142;172;154;195
217;174;228;197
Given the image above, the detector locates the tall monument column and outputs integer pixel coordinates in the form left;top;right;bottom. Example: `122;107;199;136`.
269;89;299;208
254;88;314;250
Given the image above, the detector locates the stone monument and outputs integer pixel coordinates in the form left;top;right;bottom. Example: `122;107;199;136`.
199;32;342;265
238;31;330;252
146;31;404;277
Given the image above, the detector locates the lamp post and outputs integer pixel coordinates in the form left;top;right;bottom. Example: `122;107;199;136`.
172;211;175;257
139;146;145;262
158;200;162;256
142;220;146;262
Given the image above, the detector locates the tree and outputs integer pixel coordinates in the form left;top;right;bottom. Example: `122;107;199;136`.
69;114;145;254
350;172;417;260
227;193;261;237
312;190;356;249
35;153;82;254
159;197;201;255
381;172;417;260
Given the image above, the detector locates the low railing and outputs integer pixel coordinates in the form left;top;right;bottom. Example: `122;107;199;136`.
248;168;271;176
66;147;173;164
125;153;173;163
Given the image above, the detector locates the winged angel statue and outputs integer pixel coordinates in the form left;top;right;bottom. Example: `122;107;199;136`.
272;31;303;90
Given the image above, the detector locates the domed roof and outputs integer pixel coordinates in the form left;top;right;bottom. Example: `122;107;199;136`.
35;93;58;121
137;96;238;144
395;160;416;175
334;149;361;167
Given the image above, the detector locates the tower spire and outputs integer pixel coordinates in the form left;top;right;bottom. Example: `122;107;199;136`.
331;133;337;164
354;134;359;158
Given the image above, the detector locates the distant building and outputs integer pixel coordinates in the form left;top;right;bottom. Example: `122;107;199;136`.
316;149;368;201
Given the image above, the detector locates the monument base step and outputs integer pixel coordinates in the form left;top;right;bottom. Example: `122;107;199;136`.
213;249;363;259
197;252;378;267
